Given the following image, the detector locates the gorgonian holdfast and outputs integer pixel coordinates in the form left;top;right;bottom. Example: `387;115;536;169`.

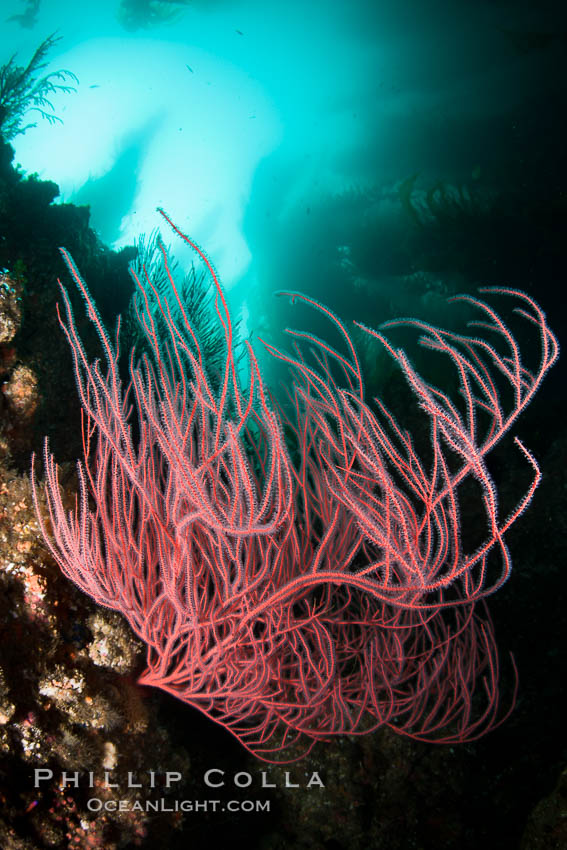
32;209;558;762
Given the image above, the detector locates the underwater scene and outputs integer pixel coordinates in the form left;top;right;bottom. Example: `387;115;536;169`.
0;0;565;848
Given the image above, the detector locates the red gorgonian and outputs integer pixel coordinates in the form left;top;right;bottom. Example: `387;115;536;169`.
32;210;558;762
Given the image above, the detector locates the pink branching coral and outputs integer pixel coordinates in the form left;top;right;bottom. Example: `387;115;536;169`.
32;210;558;762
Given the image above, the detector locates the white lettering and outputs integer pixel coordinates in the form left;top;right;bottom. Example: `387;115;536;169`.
34;769;53;787
307;772;325;788
103;771;118;788
284;771;299;788
61;771;79;788
261;771;276;788
204;769;224;788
